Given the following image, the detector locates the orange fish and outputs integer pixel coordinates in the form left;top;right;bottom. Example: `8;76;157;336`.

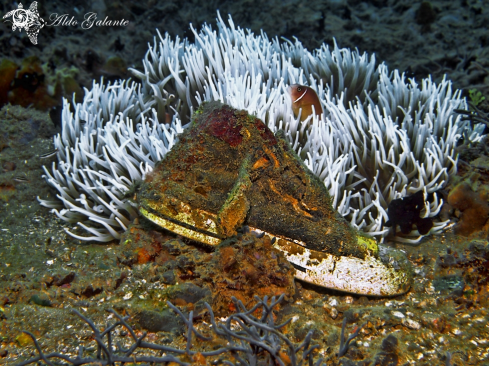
289;84;323;121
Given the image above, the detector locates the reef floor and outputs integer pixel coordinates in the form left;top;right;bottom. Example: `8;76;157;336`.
0;105;488;365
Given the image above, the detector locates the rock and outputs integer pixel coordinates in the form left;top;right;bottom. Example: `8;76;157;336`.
29;294;52;307
134;309;184;333
381;335;398;353
166;282;211;305
76;285;103;298
373;334;399;366
401;318;421;330
421;312;447;332
432;275;464;296
176;256;194;271
163;240;182;255
161;270;176;285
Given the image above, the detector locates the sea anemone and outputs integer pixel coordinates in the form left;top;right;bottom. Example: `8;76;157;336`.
38;13;485;243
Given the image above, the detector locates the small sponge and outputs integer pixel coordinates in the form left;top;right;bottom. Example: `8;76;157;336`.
448;182;489;236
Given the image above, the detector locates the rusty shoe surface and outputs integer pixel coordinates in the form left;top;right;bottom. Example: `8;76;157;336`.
138;101;413;296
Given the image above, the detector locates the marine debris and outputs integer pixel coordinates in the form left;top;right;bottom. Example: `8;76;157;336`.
138;101;413;296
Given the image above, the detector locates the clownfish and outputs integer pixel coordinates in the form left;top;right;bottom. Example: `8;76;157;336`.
289;84;323;121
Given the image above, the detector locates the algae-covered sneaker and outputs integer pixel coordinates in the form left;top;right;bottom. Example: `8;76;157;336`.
138;101;413;296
